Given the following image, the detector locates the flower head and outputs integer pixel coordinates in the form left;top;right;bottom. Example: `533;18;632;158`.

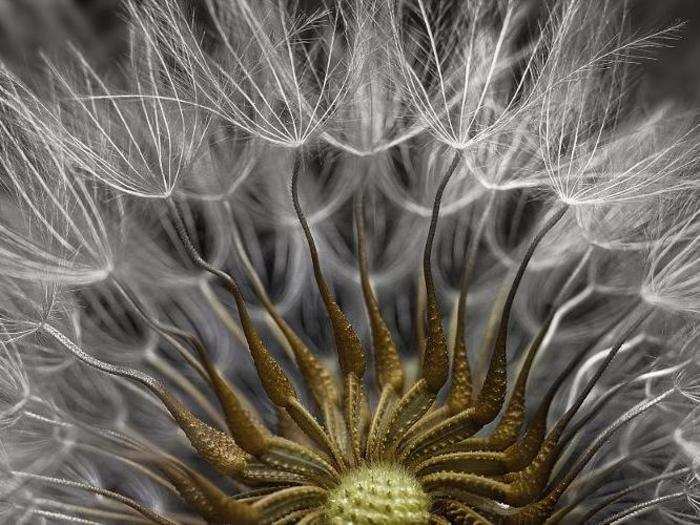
0;1;698;524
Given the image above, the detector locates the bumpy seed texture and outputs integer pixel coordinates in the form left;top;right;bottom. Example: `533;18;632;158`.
324;464;431;525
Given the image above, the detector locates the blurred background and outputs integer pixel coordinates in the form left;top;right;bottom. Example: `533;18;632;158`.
635;0;700;107
0;0;698;108
0;0;123;65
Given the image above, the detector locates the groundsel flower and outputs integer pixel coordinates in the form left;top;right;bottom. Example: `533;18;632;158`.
0;1;698;524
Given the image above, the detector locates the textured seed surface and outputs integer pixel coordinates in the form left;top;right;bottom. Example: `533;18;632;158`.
324;463;431;525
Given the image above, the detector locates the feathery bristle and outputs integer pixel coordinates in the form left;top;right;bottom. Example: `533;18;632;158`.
0;1;697;524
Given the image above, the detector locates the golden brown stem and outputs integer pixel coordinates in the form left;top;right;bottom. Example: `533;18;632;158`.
290;154;366;379
353;191;404;393
166;197;299;411
230;215;340;408
421;151;464;394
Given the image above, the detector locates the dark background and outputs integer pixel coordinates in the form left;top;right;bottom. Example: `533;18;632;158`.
634;0;700;106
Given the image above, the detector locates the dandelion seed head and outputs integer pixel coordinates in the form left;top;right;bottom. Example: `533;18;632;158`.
0;1;697;524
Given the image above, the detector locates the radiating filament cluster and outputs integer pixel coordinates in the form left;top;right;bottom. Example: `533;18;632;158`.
0;1;697;524
10;153;682;525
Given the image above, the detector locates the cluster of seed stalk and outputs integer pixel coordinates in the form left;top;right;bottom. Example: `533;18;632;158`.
26;146;680;525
